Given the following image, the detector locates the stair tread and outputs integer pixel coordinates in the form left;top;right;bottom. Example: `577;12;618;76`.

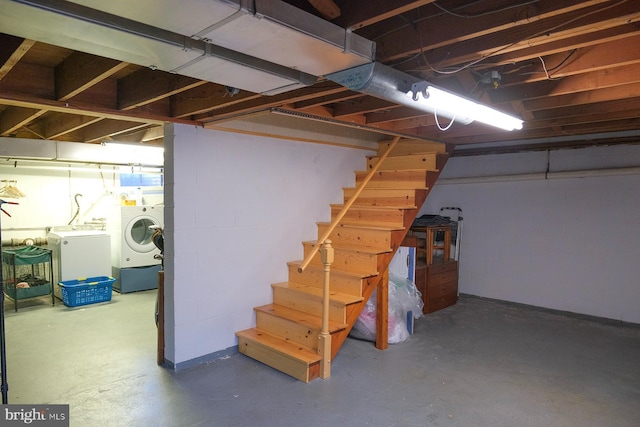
288;260;378;278
255;304;347;333
365;150;441;159
330;203;418;211
272;281;364;305
302;240;392;255
349;185;430;190
317;221;405;231
355;167;438;172
343;186;424;191
236;328;321;364
287;259;370;279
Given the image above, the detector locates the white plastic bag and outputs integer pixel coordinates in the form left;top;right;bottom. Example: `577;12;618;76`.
349;273;423;344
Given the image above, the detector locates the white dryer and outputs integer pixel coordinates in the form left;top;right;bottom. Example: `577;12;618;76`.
109;205;163;269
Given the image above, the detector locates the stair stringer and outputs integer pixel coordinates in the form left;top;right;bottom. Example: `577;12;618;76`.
328;188;431;360
326;150;451;359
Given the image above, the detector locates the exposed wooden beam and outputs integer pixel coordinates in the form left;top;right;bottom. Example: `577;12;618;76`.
533;97;640;122
376;0;612;62
55;52;129;101
491;63;640;104
196;81;343;121
292;89;358;110
415;111;640;145
0;35;35;81
28;112;104;140
407;1;640;74
140;126;164;142
0;61;54;99
118;68;206;110
306;0;340;20
523;81;640;111
474;24;640;73
332;97;396;117
492;34;640;89
172;83;262;118
335;0;436;30
0;90;195;126
76;119;151;143
538;35;640;79
0;105;46;136
366;106;427;125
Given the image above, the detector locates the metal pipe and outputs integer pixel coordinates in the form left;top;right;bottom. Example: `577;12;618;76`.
437;166;640;185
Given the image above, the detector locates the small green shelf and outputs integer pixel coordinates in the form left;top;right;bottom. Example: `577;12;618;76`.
2;246;55;312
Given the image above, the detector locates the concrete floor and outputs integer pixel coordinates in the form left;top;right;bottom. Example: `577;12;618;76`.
3;291;639;427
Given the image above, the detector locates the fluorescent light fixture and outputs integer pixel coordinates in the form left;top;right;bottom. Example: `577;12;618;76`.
408;82;524;131
326;63;524;132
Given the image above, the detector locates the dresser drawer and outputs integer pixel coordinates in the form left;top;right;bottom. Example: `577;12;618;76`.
428;279;457;299
425;292;458;314
422;261;458;313
427;269;458;289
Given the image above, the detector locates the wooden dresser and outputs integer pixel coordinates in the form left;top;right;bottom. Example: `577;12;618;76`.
415;260;458;313
403;226;459;314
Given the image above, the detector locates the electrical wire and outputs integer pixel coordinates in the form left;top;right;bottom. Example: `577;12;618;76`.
515;49;577;78
371;0;536;41
433;109;456;131
539;56;553;80
546;49;577;72
413;0;630;76
432;0;540;19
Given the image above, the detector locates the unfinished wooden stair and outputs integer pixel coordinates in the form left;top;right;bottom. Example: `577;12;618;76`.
236;139;449;382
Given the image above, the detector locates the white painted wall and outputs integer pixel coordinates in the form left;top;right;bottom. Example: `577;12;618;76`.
0;165;121;242
163;124;371;365
421;144;640;324
0;139;165;243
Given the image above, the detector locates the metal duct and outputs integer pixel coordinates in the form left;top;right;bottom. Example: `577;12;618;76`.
325;62;460;122
326;62;418;104
1;0;375;95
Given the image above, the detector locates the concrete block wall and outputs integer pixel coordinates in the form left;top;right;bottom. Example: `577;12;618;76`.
164;124;372;366
421;144;640;324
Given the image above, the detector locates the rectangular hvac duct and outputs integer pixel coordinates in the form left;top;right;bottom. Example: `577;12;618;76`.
195;0;374;77
0;0;375;94
0;0;207;74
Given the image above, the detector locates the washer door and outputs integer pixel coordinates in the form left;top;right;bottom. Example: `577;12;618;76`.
124;215;160;253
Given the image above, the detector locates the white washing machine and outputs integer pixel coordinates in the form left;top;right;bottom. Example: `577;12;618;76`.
110;205;163;269
108;205;163;293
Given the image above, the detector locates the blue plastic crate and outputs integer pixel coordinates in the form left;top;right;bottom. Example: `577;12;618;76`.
58;276;115;307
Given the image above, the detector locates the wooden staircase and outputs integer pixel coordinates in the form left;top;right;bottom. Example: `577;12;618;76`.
236;139;450;382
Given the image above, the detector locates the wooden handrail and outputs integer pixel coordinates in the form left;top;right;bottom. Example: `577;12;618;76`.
298;135;402;273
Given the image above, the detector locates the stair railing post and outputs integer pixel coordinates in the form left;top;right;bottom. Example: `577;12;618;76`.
318;239;334;379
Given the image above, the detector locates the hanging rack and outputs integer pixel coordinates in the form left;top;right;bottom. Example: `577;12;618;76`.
0;180;26;199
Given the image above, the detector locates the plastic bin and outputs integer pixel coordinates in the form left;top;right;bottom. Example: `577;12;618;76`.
58;276;115;307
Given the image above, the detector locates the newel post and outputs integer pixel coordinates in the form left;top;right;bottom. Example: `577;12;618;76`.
318;239;334;379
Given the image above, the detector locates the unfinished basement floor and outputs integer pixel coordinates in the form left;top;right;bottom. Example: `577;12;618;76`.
4;291;639;426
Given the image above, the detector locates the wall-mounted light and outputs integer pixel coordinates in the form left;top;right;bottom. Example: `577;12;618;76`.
408;82;523;131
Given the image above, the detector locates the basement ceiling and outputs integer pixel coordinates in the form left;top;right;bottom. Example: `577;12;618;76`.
0;0;639;155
